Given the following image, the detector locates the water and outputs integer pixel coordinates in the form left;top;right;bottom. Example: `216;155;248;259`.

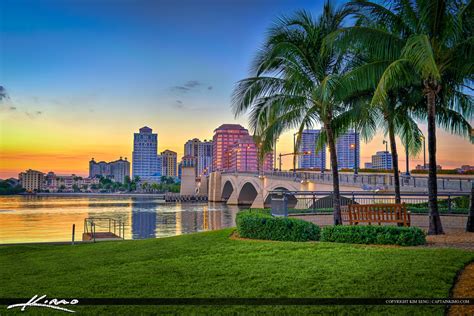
0;195;242;244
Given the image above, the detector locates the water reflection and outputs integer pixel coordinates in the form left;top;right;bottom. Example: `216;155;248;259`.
0;196;242;244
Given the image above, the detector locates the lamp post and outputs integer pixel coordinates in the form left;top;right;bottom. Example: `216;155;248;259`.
279;153;282;171
383;140;388;170
350;143;358;175
293;132;298;174
245;145;250;172
405;138;410;176
420;135;426;169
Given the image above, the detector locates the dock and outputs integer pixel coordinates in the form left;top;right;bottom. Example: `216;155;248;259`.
82;217;125;242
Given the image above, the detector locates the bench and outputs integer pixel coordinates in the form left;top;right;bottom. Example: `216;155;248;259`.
342;203;411;227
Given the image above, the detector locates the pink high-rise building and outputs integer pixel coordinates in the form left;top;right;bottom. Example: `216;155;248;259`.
212;124;274;173
212;124;250;171
262;152;274;172
229;135;258;172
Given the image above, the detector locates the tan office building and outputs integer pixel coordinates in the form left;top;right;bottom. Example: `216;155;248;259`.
19;169;44;192
161;150;177;177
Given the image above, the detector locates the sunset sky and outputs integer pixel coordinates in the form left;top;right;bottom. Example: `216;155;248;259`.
0;0;473;179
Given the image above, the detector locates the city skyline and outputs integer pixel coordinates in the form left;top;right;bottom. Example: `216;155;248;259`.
1;0;473;178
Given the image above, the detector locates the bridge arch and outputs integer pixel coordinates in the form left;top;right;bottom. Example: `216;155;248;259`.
221;180;234;201
238;182;259;205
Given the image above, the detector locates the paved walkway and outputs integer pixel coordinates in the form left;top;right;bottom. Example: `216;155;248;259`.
449;262;474;315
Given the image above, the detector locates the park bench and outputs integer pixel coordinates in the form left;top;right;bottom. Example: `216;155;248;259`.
342;203;411;227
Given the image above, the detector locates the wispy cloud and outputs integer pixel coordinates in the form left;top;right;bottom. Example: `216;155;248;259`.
25;110;43;119
170;80;213;94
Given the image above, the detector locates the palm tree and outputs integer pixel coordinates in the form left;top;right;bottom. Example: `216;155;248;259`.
332;0;473;234
232;3;354;225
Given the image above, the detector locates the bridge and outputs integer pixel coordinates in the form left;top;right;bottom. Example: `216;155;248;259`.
203;171;473;207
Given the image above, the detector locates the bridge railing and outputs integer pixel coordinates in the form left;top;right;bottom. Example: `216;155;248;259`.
221;171;473;192
267;190;470;214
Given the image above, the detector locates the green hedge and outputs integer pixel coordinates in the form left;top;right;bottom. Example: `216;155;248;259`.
320;225;426;246
236;210;320;242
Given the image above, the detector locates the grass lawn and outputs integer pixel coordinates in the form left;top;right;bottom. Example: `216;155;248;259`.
0;228;473;315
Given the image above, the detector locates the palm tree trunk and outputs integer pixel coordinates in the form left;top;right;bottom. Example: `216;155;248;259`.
426;85;444;235
325;122;342;225
387;120;401;204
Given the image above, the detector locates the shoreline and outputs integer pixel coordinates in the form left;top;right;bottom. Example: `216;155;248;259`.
23;192;171;198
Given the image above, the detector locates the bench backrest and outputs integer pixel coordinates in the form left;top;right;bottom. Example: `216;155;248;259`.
347;203;409;224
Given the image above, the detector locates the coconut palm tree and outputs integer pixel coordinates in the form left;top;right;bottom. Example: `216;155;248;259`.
232;3;355;225
331;0;473;234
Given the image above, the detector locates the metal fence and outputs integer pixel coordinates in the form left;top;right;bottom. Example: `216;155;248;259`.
268;190;470;214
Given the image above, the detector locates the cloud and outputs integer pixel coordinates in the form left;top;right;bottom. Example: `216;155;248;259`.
9;106;16;111
170;80;203;93
25;110;43;119
174;100;185;109
208;86;213;90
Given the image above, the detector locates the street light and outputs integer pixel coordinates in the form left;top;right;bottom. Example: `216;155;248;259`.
420;135;426;169
293;132;299;174
245;145;251;172
350;143;358;175
383;140;388;170
405;136;410;176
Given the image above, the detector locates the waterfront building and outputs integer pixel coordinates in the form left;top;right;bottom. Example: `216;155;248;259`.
184;138;200;157
132;126;162;182
458;165;474;173
184;138;213;176
228;135;258;172
197;140;213;176
415;164;442;170
89;157;130;183
212;124;250;172
336;130;360;170
262;152;274;172
18;169;44;192
371;151;393;170
161;150;178;178
44;172;99;192
298;129;326;170
364;162;373;169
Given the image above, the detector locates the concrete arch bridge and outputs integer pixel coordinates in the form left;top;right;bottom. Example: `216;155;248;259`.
207;172;365;208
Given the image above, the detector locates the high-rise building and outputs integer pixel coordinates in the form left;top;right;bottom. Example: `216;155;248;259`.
336;130;360;170
183;138;213;176
197;140;213;176
229;135;258;172
184;138;200;157
371;151;393;170
212;124;250;172
161;150;177;177
298;129;326;170
18;169;44;192
89;160;110;178
132;126;162;182
89;157;130;183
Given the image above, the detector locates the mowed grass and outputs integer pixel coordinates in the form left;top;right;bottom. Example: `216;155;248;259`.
0;228;473;315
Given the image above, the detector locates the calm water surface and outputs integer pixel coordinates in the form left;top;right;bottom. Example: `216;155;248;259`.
0;195;242;244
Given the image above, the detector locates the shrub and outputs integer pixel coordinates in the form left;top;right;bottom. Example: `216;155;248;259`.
236;210;320;242
320;225;426;246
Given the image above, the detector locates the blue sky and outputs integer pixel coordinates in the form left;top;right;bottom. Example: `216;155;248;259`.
1;0;471;177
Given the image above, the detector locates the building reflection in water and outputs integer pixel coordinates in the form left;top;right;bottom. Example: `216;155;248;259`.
131;201;157;239
128;200;242;240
